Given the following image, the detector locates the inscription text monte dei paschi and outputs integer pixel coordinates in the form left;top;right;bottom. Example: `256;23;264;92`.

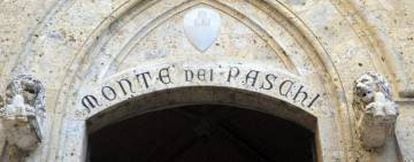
80;63;321;113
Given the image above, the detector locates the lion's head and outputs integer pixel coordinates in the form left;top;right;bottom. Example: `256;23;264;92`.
5;75;45;114
353;71;392;104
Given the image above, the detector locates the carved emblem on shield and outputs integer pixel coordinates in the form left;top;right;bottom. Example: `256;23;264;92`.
184;7;221;52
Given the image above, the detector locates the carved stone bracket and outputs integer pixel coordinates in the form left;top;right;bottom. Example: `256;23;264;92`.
353;72;399;149
0;75;46;152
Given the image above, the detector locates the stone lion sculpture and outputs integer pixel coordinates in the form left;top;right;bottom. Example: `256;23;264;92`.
353;71;399;149
0;75;46;152
2;75;45;119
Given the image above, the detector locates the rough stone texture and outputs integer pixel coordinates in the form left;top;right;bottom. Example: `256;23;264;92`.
0;0;413;161
396;102;414;161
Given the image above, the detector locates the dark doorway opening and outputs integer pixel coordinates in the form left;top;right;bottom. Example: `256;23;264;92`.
88;105;316;162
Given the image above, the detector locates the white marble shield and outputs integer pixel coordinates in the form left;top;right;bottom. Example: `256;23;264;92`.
184;7;221;52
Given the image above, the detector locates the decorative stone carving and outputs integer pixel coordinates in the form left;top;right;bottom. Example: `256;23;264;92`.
353;72;399;149
0;75;46;152
184;7;221;52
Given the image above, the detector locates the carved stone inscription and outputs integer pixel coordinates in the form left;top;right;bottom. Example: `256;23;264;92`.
80;63;321;114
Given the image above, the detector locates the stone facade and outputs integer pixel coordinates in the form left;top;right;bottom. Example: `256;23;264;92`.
0;0;413;161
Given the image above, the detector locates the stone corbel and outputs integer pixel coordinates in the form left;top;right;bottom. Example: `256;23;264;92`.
353;72;399;149
0;75;46;153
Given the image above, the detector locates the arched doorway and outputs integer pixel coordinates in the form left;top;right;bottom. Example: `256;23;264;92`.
88;104;316;162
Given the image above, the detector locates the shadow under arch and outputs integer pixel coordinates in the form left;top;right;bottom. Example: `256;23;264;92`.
86;86;318;161
86;86;317;134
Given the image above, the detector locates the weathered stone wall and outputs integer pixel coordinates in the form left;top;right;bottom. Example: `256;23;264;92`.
0;0;413;161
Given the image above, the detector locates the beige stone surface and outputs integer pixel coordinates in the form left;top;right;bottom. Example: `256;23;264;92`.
0;0;413;161
396;101;414;161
